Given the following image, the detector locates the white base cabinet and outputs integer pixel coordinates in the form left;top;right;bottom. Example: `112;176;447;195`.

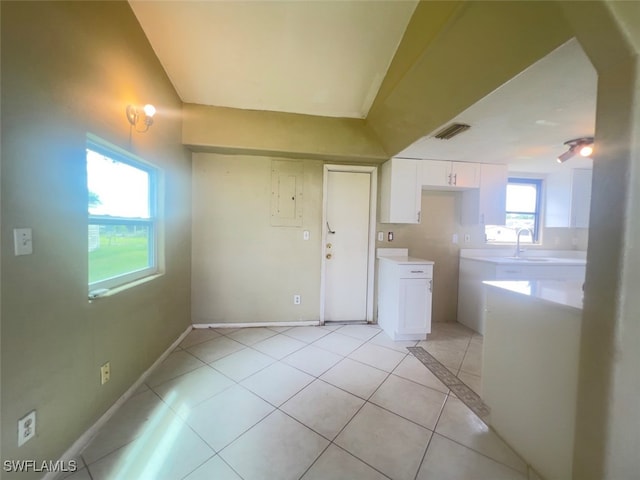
458;257;586;334
378;257;434;340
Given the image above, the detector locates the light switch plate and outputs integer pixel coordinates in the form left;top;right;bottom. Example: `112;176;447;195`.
14;228;33;256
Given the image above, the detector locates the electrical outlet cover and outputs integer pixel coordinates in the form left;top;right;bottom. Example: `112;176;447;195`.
101;362;111;385
18;410;36;446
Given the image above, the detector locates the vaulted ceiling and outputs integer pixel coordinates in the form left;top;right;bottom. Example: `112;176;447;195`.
129;1;596;172
129;0;418;119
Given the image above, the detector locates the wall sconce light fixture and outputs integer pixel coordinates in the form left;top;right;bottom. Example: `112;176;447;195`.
557;137;594;163
126;104;156;133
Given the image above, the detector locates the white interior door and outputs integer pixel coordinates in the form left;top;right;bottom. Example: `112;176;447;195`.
323;170;372;322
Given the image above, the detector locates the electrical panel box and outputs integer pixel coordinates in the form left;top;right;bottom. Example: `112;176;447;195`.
270;160;304;227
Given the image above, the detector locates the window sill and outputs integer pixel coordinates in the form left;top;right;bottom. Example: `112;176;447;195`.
88;273;163;301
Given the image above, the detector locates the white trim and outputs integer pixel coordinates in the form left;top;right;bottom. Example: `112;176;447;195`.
42;325;193;480
193;320;320;329
320;164;378;325
86;137;162;293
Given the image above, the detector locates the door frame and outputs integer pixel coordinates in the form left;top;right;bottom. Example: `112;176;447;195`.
320;164;378;324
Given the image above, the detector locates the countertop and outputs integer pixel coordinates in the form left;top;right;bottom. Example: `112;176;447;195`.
465;256;586;266
483;280;584;311
460;248;586;266
376;248;434;265
378;256;434;265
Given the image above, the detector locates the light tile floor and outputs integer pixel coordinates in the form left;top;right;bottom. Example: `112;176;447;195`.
64;322;533;480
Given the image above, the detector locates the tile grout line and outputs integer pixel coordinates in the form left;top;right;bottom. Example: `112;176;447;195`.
433;430;531;478
298;367;397;480
86;326;460;479
238;337;393;480
195;341;402;478
407;346;490;423
82;386;174;475
412;368;452;480
178;452;218;480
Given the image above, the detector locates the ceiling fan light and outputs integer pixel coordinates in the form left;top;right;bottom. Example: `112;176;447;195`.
557;148;575;163
559;136;594;163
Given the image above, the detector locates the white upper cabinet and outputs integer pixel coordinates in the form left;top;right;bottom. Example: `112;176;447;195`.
461;163;508;225
418;160;450;188
570;169;592;228
379;158;421;224
380;158;505;225
418;160;479;190
545;168;592;228
451;162;480;188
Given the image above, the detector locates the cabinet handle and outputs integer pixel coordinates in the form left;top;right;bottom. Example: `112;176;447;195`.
411;270;424;273
417;211;421;222
448;173;452;185
429;280;433;292
453;173;457;185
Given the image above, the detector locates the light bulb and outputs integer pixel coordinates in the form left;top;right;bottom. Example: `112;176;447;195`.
578;144;593;157
143;104;156;118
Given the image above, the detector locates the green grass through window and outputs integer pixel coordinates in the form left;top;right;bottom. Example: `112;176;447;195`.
89;234;150;284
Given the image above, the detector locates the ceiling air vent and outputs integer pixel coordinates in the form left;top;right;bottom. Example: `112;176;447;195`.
433;123;471;140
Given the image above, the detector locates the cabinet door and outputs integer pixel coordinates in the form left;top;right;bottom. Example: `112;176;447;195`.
545;169;572;227
398;277;432;334
380;159;420;224
419;160;451;187
546;168;592;228
571;169;592;228
479;163;507;224
451;162;480;188
460;163;507;225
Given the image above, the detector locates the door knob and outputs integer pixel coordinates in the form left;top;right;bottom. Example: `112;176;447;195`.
326;243;332;248
326;253;332;259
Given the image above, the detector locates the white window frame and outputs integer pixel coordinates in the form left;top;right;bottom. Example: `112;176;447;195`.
87;136;159;293
505;177;543;243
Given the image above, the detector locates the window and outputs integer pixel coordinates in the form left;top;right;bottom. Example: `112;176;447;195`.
485;178;542;243
87;138;159;292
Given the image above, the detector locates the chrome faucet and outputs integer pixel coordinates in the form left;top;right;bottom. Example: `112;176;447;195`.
515;227;533;258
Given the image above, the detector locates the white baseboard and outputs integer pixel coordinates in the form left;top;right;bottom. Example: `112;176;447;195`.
193;320;320;328
43;325;193;480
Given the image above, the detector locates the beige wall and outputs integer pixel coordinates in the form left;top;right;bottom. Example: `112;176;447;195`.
1;2;191;475
183;103;388;163
192;153;324;324
376;190;461;324
367;0;572;156
558;2;640;478
369;1;640;476
2;1;638;478
191;157;462;327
